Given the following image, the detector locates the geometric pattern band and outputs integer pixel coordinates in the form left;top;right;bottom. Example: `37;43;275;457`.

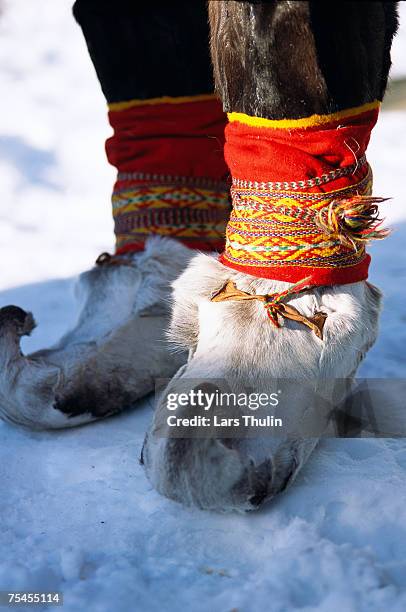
222;165;373;271
113;182;230;253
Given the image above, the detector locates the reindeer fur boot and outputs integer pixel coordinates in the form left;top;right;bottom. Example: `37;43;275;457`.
0;238;191;429
142;253;382;512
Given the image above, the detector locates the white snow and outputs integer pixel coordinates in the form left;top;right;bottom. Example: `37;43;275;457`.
391;1;406;78
0;2;405;611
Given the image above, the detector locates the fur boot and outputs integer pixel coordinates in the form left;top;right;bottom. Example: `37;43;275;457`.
0;238;191;429
142;254;382;512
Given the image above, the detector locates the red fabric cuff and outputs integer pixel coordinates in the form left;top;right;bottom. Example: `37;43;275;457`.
105;96;230;254
106;96;228;180
220;102;384;286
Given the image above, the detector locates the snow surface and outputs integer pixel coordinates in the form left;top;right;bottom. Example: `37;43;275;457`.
391;1;406;78
0;1;406;611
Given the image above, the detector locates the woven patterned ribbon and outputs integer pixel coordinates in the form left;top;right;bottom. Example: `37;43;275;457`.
221;165;389;282
112;179;229;253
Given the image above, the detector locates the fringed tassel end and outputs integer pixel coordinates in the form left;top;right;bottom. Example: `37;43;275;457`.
316;195;390;251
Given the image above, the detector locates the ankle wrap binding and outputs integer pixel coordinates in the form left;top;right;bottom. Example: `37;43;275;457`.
220;101;388;286
106;95;230;254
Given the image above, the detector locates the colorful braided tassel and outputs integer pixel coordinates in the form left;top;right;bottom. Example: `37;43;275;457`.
316;195;390;251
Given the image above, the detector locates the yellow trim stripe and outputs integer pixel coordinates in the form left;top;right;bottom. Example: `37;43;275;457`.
109;93;218;112
227;100;380;130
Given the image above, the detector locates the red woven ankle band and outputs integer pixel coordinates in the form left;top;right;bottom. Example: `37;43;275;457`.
106;95;229;254
220;101;389;286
